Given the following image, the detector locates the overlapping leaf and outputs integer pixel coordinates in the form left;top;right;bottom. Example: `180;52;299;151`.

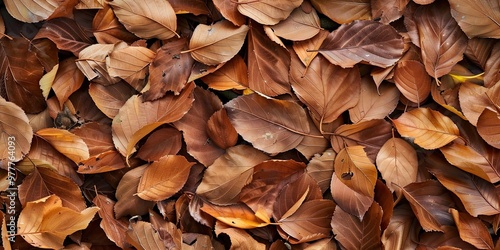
237;0;302;25
349;79;400;123
271;2;321;41
311;0;371;24
450;208;494;249
0;97;33;162
334;146;377;198
448;0;500;38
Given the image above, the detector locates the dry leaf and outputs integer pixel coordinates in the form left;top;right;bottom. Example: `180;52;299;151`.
450;208;494;249
126;220;165;250
115;165;155;218
381;204;419;250
306;148;335;193
92;4;139;44
270;2;321;41
34;18;93;56
93;194;130;249
0;97;33;162
36;128;90;164
376;138;418;192
106;45;156;91
237;0;302;25
201;55;247;91
215;222;266;250
206;108;238;149
477;109;500;149
349;79;400;123
448;0;500;38
88;81;137;119
334;146;377;198
394;60;431;104
4;0;64;23
213;0;246;26
330;174;373;220
136;127;182;162
311;0;371;24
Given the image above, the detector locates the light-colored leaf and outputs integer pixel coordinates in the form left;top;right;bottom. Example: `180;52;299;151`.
213;0;246;26
186;20;248;66
126;220;165;250
377;138;418;192
237;0;303;25
311;0;371;24
115;165;155;218
334;146;377;198
93;194;130;249
330;174;373;220
349;79;400;123
381;204;419;250
52;57;85;108
106;45;156;91
306;148;335;193
215;222;267;250
394;60;431;104
458;81;490;126
271;2;321;41
292;29;329;67
36;128;90;164
199;198;272;229
76;43;123;85
201;55;247;91
4;0;64;23
477;109;500;149
448;0;500;38
0;97;33;162
393;108;460;150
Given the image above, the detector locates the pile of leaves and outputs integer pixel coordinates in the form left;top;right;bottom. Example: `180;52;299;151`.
0;0;499;249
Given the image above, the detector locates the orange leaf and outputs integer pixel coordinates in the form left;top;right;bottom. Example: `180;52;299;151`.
93;194;130;249
0;97;33;162
450;208;494;249
36;128;90;164
393;108;460;149
348;79;400;123
199;198;272;229
449;0;500;38
201;55;247;91
334;146;377;198
477;109;500;149
376;138;418;192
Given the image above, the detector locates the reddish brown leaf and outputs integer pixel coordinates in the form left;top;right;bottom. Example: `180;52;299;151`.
106;45;156;91
465;38;496;69
215;222;266;249
401;180;455;232
348;79;400;123
213;0;246;26
76;43;122;86
448;0;500;39
413;1;468;80
393;108;460;150
484;43;500;87
331;202;383;250
34;18;93;56
376;138;418;192
36;128;90;164
93;194;130;249
115;165;155;218
334;146;377;198
394;60;431;104
371;0;409;24
206;109;238;149
137;155;194;201
458;81;490;126
0;37;46;114
318;20;404;68
18;167;86;212
51;57;85;108
330;174;373;220
311;0;371;24
126;220;165;250
136;127;182;162
418;226;476;249
196;145;270;205
144;38;194;100
450;208;494;249
225;93;311;154
477;109;500;149
381;204;419;250
149;210;183;249
201;55;247;91
236;0;302;25
71;122;114;156
292;29;329;68
92;4;139;44
290;52;361;123
77;150;126;174
169;0;210;15
247;22;291;96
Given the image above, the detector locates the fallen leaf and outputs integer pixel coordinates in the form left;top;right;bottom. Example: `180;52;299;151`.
89;81;137;119
51;57;85;108
371;0;409;24
450;208;494;249
310;0;371;24
477;109;500;149
0;97;33;162
448;0;500;38
292;29;329;67
330;174;373;220
215;222;267;250
334;146;377;198
36;128;90;164
201;55;247;91
4;0;64;23
270;2;321;41
237;0;302;25
92;4;139;44
381;204;419;250
206;108;238;149
349;79;400;123
93;194;130;249
376;138;418;192
126;220;165;250
115;165;155;218
136;127;182;162
213;0;246;26
34;18;93;56
393;60;431;104
106;45;156;91
17;195;99;249
306;148;335;193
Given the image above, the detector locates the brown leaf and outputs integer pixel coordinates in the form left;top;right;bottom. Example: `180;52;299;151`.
71;122;114;156
247;22;291;96
4;0;66;23
418;226;476;249
213;0;246;26
318;20;404;68
306;148;335;193
137;155;194;201
18;167;86;212
76;43;123;86
349;79;400;123
88;81;137;119
112;82;194;161
92;4;139;44
77;150;126;174
93;194;130;249
458;81;490;126
477;109;500;149
51;57;85;108
484;43;500;87
292;29;329;68
414;1;468;80
450;208;494;249
393;108;460;150
237;0;302;25
334;146;377;198
448;0;500;38
149;210;183;249
331;119;392;162
115;165;155;218
225;93;310;154
394;60;431;104
106;45;156;91
126;220;165;250
0;37;46;114
376;138;418;192
30;38;59;72
186;20;248;66
290;52;361;123
201;55;247;91
17;195;99;249
144;38;194;100
136;127;182;162
296;115;330;159
440;142;500;183
311;0;371;24
426;153;500;217
173;87;224;166
196;145;270;205
0;97;33;162
371;0;409;24
271;2;321;41
330;174;373;220
206;108;238;149
34;18;93;56
278;200;335;244
401;180;455;232
381;204;419;250
215;222;266;250
36;128;90;164
465;38;496;69
169;0;210;15
107;0;178;40
331;202;382;250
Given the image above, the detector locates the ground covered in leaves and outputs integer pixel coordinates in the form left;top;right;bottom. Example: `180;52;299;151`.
0;0;499;249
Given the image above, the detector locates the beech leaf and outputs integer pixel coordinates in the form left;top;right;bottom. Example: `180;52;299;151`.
237;0;303;25
0;97;33;162
376;138;418;192
270;2;321;41
349;79;400;123
36;128;90;164
93;194;130;249
448;0;500;38
450;208;494;249
334;146;377;198
393;60;431;104
310;0;371;24
477;109;500;149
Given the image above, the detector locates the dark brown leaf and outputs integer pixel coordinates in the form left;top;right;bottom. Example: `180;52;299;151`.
93;194;130;249
206;108;238;149
136;127;182;162
34;18;93;56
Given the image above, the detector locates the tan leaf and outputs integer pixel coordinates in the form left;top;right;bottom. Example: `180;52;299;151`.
306;148;336;193
348;78;400;123
477;109;500;149
186;20;248;66
393;108;460;150
376;138;418;192
414;1;468;80
381;203;419;250
419;226;476;249
93;194;130;249
89;81;137;119
290;52;361;123
18;167;86;212
271;2;321;41
36;128;90;164
201;55;247;91
0;97;33;162
401;180;455;232
237;0;302;25
4;0;63;23
52;57;85;108
70;122;114;156
458;81;490;126
215;222;266;250
76;43;123;85
225;93;310;154
39;64;59;100
92;4;139;44
196;145;270;204
394;60;431;104
149;210;183;249
318;20;404;68
198;198;272;229
484;43;500;87
126;220;164;250
371;0;409;24
137;155;194;201
465;38;496;68
169;0;210;15
115;165;155;218
106;45;156;91
292;29;329;67
112;82;194;161
334;146;377;198
331;202;382;249
311;0;371;24
34;18;93;56
17;195;99;249
107;0;178;40
449;0;500;38
330;174;373;220
450;208;494;249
